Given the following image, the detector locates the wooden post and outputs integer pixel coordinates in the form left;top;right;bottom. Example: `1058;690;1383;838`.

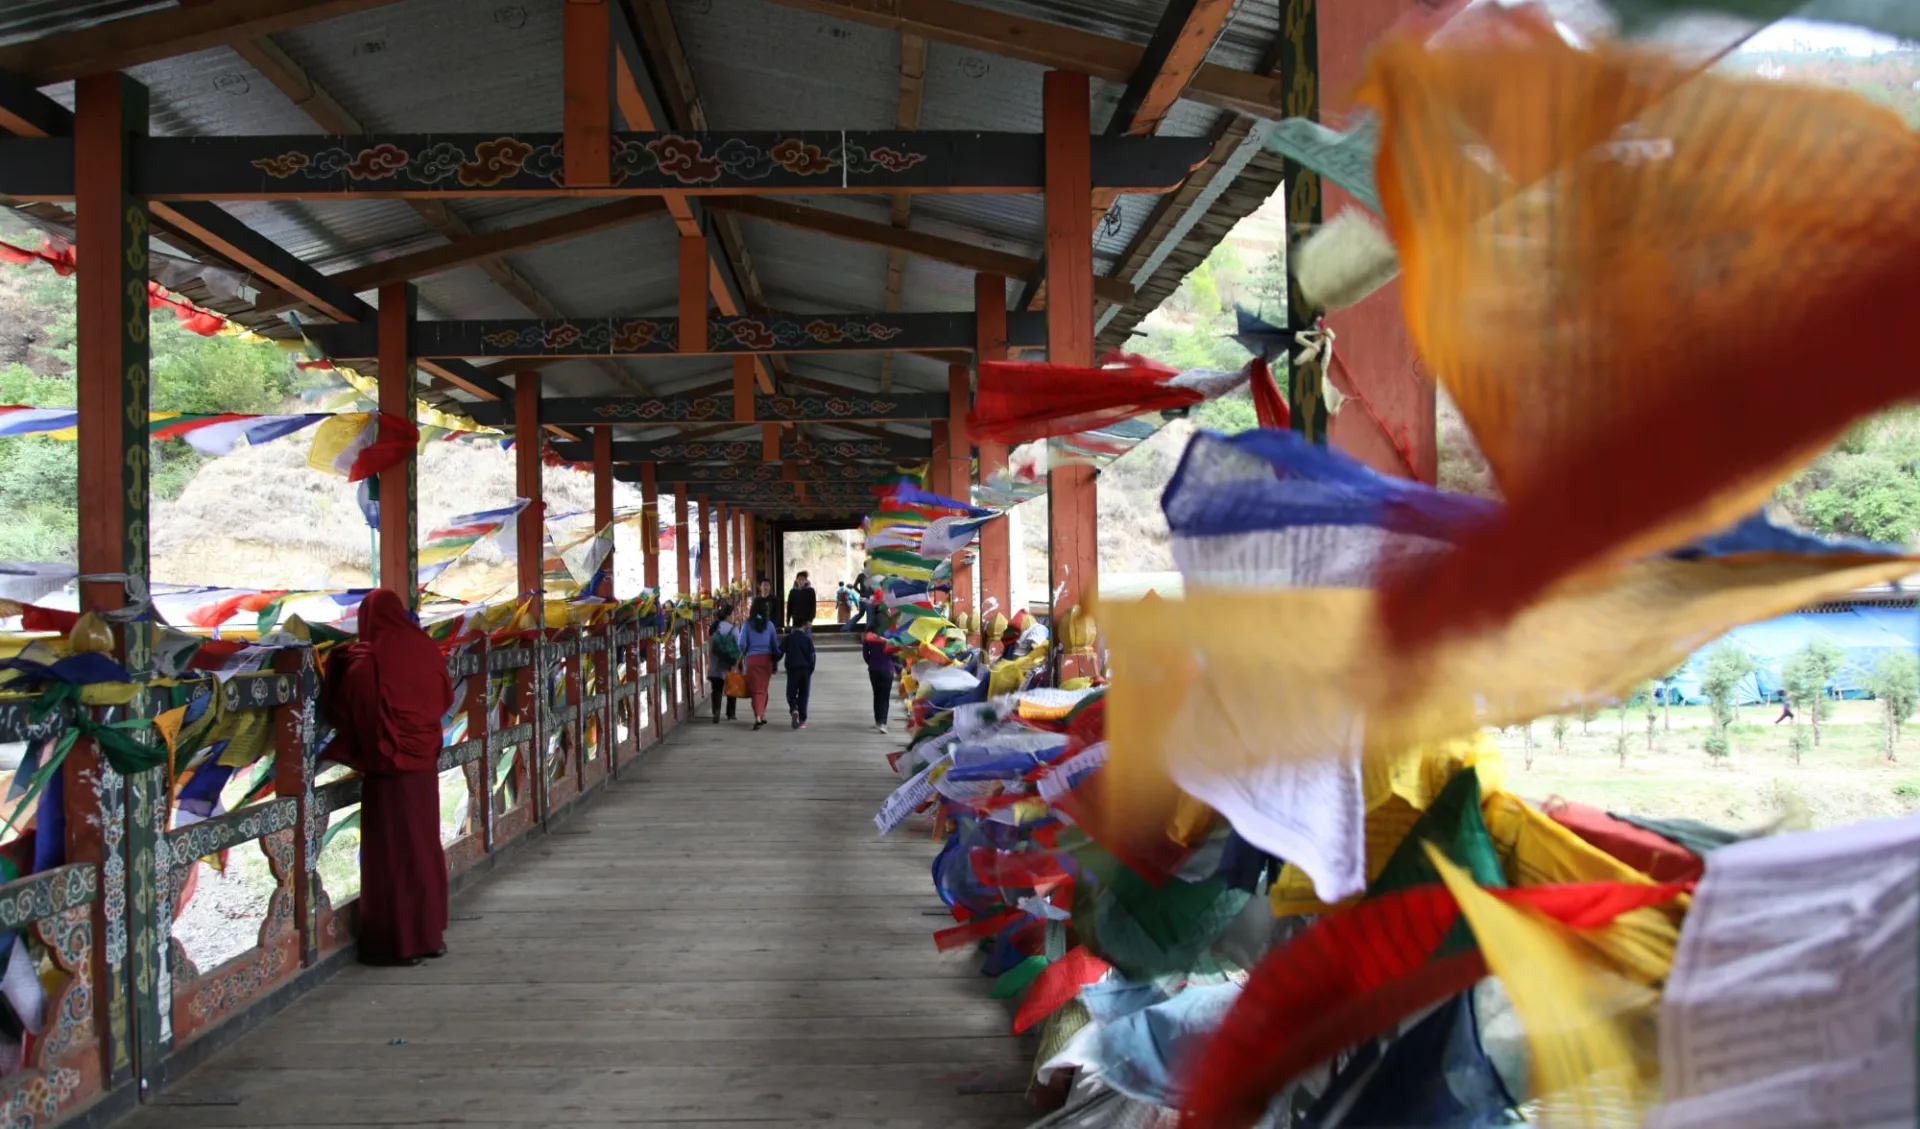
697;494;713;598
679;235;708;355
946;362;974;635
761;423;779;463
974;273;1011;642
378;283;418;608
513;373;546;817
72;69;150;1093
270;648;319;967
593;426;615;598
1316;0;1435;481
716;504;730;591
675;483;691;715
562;0;611;188
640;462;660;737
733;355;755;423
734;511;745;590
1044;71;1097;677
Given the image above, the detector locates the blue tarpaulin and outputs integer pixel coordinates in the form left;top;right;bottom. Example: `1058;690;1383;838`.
1665;607;1919;705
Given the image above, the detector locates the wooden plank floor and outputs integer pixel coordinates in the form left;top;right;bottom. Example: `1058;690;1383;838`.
124;651;1037;1129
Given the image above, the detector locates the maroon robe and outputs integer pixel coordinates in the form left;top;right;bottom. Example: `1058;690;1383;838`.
321;589;453;964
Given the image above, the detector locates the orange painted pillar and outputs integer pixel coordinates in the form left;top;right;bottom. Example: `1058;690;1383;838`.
515;374;545;617
1318;0;1436;482
974;274;1011;639
593;426;615;598
734;511;745;588
716;504;730;592
675;483;692;712
378;284;419;607
1043;70;1097;674
679;235;708;354
73;69;149;1089
562;0;611;187
697;494;713;597
946;362;974;634
640;462;660;732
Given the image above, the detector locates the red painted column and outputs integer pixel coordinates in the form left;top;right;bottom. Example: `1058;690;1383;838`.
716;504;730;591
73;69;149;1091
515;374;545;619
1319;0;1436;482
679;235;708;354
640;462;660;733
675;483;692;713
697;494;713;597
592;425;614;598
378;284;418;606
974;274;1011;639
946;362;974;634
1043;70;1098;675
562;0;611;188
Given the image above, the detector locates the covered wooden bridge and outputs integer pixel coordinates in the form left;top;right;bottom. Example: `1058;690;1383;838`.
0;0;1436;1125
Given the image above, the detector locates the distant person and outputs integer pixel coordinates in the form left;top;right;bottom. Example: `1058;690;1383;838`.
787;571;818;628
320;588;451;967
845;581;876;633
783;623;816;729
863;630;900;734
835;582;853;625
1775;691;1795;725
706;602;741;724
737;606;781;729
749;577;778;628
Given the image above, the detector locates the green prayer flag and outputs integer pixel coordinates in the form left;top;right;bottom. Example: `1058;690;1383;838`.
991;955;1049;1000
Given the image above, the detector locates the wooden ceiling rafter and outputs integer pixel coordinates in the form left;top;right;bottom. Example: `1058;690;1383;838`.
1022;0;1236;313
613;0;783;398
753;0;1284;119
0;0;407;84
206;14;648;396
878;32;927;394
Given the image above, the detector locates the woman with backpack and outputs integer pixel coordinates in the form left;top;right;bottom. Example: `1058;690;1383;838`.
706;603;742;723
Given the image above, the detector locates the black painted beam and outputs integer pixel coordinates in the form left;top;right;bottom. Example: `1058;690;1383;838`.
607;461;888;484
0;133;1212;200
551;434;928;462
469;390;947;428
305;311;1047;360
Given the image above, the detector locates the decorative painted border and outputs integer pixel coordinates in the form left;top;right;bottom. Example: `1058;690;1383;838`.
0;865;97;934
438;739;484;772
487;647;532;672
0;699;70;745
165;798;299;866
220;671;308;713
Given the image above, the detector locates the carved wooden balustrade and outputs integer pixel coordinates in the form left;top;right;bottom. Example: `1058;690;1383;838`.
0;603;714;1126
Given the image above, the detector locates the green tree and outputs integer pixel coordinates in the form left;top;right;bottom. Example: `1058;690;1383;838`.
1578;701;1599;736
1780;639;1844;746
1658;663;1687;732
1870;651;1920;762
1699;642;1757;762
1777;408;1920;544
1250;246;1287;319
1551;715;1569;751
0;269;306;560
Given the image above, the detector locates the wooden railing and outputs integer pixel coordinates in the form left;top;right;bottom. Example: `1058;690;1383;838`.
0;603;715;1126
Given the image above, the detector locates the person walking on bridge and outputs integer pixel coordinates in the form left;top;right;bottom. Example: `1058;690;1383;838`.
737;607;782;729
783;623;816;728
787;571;818;629
707;602;741;724
320;588;452;967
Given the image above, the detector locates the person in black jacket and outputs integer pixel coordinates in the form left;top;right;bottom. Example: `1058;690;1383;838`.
782;624;817;729
749;577;779;628
786;571;817;630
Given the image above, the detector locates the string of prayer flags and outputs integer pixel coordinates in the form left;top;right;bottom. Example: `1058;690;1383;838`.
305;411;419;481
1353;22;1920;652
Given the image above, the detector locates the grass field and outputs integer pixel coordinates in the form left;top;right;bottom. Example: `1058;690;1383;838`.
1489;700;1920;831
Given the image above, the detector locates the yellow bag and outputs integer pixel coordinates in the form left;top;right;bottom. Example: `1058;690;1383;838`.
723;671;748;699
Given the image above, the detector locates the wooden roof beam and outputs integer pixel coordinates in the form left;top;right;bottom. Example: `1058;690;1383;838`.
250;199;669;315
1022;0;1235;314
755;0;1283;120
0;0;406;84
879;32;927;394
211;19;646;395
612;0;780;397
704;197;1132;306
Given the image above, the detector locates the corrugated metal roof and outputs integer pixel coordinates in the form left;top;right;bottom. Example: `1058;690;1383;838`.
0;0;1287;411
0;0;164;48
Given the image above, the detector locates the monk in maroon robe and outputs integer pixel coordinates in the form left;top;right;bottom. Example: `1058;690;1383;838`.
320;588;452;966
